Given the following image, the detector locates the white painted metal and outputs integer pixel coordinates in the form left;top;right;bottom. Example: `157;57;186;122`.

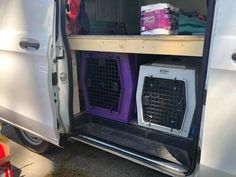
136;63;196;138
199;165;236;177
55;0;71;133
201;0;236;176
0;0;59;145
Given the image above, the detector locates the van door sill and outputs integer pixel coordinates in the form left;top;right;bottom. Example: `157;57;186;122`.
70;134;187;177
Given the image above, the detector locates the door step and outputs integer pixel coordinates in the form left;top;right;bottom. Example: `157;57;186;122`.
70;134;187;176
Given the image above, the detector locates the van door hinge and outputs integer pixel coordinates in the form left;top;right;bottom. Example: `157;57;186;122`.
52;72;58;86
56;46;64;60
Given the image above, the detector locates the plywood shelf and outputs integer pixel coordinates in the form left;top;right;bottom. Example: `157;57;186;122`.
68;35;204;57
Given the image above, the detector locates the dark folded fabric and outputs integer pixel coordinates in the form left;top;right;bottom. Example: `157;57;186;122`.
178;13;206;35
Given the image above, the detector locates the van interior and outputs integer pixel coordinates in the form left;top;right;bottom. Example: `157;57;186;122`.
63;0;212;176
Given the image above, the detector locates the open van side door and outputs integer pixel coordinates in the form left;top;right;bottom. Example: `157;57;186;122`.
201;0;236;176
0;0;61;145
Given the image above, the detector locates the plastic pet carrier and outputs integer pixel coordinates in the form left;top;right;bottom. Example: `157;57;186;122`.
80;52;136;123
136;63;196;137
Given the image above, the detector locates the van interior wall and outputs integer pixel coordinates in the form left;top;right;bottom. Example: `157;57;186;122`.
84;0;140;34
84;0;207;35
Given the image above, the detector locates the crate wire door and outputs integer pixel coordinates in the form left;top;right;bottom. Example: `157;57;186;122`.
86;57;121;113
142;77;187;130
136;64;196;137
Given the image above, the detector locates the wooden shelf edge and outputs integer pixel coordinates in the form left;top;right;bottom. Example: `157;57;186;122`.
68;35;204;57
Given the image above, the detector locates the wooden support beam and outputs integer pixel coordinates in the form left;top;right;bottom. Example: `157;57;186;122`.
68;35;204;57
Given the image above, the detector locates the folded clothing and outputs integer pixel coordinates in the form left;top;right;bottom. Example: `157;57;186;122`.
178;13;206;35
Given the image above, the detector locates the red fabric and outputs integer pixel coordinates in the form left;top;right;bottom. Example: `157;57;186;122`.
0;144;12;177
67;0;81;35
198;14;206;21
0;144;5;159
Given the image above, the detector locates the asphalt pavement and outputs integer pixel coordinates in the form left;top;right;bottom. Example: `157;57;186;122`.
0;124;169;177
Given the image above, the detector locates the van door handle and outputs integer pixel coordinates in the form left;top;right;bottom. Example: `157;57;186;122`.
19;39;40;50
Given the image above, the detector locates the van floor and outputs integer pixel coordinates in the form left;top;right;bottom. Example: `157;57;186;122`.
72;114;194;168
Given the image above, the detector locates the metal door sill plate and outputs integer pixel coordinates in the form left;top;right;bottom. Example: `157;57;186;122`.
70;134;187;177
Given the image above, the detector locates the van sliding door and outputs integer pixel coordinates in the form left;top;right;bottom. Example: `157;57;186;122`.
0;0;60;145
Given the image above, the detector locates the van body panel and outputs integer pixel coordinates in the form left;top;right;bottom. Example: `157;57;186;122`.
201;69;236;176
199;165;236;177
201;0;236;176
0;0;59;145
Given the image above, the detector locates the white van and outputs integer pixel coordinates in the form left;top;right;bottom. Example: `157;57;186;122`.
0;0;235;176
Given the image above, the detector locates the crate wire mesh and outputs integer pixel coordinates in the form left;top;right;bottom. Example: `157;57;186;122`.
142;77;187;130
136;63;196;137
80;52;136;123
87;57;121;112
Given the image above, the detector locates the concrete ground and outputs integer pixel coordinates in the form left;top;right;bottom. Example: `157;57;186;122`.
0;124;169;177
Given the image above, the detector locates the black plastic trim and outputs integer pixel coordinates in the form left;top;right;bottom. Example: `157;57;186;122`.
186;0;216;175
203;89;207;106
52;72;58;86
55;0;59;41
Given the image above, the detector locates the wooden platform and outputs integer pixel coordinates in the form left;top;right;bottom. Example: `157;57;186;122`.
68;35;205;57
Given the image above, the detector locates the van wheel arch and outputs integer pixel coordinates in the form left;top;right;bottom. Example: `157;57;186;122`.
15;128;53;154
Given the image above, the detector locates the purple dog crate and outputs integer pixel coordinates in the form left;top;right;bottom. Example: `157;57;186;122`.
80;52;136;123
